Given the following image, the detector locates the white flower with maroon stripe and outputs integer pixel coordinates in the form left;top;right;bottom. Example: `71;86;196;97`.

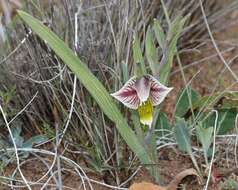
111;75;172;126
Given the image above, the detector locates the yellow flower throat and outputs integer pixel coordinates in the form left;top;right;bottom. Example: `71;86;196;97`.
137;98;153;126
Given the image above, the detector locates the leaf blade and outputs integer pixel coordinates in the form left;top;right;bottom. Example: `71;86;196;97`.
17;10;151;164
174;117;191;153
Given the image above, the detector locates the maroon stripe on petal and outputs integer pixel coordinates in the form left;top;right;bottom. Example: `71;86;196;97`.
111;77;140;109
147;75;173;106
118;88;137;98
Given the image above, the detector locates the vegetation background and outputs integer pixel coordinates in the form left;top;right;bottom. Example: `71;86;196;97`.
0;0;237;189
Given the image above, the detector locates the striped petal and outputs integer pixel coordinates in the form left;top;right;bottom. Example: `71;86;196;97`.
148;75;173;106
135;76;151;103
111;77;140;109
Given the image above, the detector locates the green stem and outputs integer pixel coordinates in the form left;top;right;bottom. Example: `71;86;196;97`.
134;62;146;78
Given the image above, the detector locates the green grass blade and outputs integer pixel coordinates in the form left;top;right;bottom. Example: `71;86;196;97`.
153;19;165;49
17;10;151;164
174;117;201;174
159;17;186;84
133;35;146;77
145;27;159;76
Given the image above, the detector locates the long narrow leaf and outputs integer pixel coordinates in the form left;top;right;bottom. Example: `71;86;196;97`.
159;17;186;84
174;117;201;174
145;27;159;76
17;10;151;164
133;35;146;77
153;19;165;49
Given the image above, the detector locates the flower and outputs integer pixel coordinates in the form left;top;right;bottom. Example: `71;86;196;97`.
111;75;172;126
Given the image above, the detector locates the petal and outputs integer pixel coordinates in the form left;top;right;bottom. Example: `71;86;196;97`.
138;99;153;126
135;76;151;103
111;77;140;109
148;75;173;106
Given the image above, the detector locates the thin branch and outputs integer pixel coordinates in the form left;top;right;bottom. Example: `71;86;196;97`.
203;110;218;190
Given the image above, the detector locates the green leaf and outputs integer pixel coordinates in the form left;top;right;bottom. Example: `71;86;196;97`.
133;35;146;77
192;91;238;111
159;17;186;84
174;117;201;174
196;122;213;165
167;16;185;41
155;112;171;137
10;126;24;147
196;124;213;153
11;125;21;138
153;19;165;49
217;109;237;134
23;135;48;148
175;87;199;117
17;10;151;165
174;117;192;153
202;109;237;135
131;112;144;145
222;179;238;190
122;61;129;83
145;27;159;76
150;131;160;182
180;91;238;119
